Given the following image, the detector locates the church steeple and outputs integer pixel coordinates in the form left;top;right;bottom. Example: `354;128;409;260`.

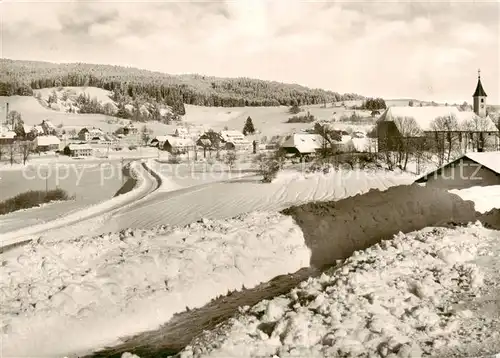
473;69;487;117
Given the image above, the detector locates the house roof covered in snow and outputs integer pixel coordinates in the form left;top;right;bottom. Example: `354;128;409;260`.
42;120;56;128
465;151;500;175
165;137;195;147
34;135;60;146
378;106;498;133
415;151;500;182
31;125;45;133
220;130;245;139
281;133;324;154
0;131;16;139
152;135;170;142
175;127;189;135
69;143;92;150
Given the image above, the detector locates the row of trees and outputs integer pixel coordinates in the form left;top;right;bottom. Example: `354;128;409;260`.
0;141;33;165
0;59;364;108
378;114;500;172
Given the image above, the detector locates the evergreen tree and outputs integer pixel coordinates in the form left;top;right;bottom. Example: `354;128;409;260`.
243;116;256;135
172;100;186;116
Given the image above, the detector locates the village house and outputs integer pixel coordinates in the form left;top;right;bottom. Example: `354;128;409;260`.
41;120;56;135
33;135;61;152
174;127;189;138
377;72;499;153
78;127;105;141
414;151;500;189
29;125;45;137
219;130;251;150
149;135;171;148
281;133;324;156
67;143;93;157
0;130;16;145
163;137;195;154
175;125;207;140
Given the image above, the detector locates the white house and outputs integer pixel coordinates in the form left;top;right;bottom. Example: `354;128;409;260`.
79;127;105;141
33;135;61;152
163;137;195;154
68;143;93;157
0;130;16;144
30;125;45;137
219;130;251;150
174;127;189;138
41;120;56;134
281;133;323;155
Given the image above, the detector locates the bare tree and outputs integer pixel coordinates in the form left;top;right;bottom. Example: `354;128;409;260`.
462;116;496;151
253;148;286;183
7;110;22;128
224;150;237;171
0;144;4;161
430;115;460;164
391;116;422;170
7;143;17;166
19;141;33;164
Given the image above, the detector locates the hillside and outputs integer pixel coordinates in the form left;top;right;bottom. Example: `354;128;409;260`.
0;59;364;112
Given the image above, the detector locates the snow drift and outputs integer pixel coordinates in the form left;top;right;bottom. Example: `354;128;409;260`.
0;212;310;357
282;184;478;268
450;185;500;214
180;223;500;358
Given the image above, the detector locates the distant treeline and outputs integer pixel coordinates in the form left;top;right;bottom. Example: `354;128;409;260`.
0;59;365;114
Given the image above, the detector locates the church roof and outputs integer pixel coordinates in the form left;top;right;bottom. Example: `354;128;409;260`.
473;77;487;97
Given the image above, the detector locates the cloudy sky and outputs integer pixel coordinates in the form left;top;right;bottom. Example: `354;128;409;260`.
2;0;499;103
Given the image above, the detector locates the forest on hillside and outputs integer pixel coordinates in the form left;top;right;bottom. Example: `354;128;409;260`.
0;59;364;115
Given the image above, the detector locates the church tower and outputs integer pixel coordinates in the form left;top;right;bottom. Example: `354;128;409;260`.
473;69;487;117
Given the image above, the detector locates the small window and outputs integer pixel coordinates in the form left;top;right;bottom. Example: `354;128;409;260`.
481;98;484;103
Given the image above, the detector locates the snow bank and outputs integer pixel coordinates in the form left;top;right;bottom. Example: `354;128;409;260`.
146;158;182;192
0;161;152;248
282;184;478;267
180;223;500;358
0;212;310;357
450;185;500;214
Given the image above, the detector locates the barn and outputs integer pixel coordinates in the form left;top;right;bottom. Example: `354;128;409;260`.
414;151;500;189
163;137;195;154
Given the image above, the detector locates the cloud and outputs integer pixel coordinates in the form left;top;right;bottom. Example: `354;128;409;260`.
1;0;499;103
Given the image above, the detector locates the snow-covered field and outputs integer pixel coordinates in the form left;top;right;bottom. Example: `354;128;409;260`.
0;212;310;357
93;169;415;233
0;161;123;202
179;223;500;358
183;104;375;140
0;160;155;247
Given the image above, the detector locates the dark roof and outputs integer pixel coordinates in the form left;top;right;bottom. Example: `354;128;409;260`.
473;77;487;97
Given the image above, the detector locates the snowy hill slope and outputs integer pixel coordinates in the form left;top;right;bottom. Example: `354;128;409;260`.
179;223;500;358
33;86;174;118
